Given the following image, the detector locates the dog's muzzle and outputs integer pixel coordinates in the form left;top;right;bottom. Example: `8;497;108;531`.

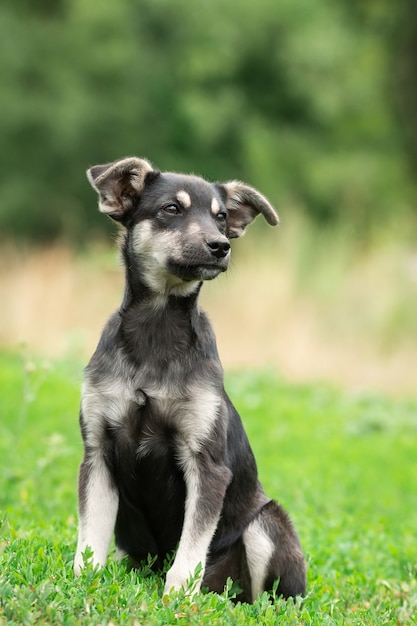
166;236;231;282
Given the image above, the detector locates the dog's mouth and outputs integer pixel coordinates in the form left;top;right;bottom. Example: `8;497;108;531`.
167;260;228;282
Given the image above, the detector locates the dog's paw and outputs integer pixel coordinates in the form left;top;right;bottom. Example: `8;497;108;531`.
73;556;83;577
74;546;91;576
163;562;203;597
73;546;99;576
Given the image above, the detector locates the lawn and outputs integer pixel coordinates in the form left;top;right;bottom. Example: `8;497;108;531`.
0;350;416;624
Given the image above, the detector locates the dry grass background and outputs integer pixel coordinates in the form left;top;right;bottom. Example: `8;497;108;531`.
1;224;417;394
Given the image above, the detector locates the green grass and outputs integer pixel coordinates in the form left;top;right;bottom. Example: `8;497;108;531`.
1;350;416;625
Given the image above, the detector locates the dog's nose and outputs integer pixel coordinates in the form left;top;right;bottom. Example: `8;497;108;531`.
206;239;231;259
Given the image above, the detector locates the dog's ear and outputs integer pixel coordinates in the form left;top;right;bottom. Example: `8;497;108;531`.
218;181;279;239
86;157;154;222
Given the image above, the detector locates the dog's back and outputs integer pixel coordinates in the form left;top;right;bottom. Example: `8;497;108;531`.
75;157;306;602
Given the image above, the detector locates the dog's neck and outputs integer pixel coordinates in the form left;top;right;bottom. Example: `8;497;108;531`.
118;280;218;368
115;235;222;366
121;261;203;312
119;256;206;350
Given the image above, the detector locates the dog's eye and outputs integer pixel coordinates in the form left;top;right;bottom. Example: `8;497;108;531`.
163;204;181;215
216;212;227;223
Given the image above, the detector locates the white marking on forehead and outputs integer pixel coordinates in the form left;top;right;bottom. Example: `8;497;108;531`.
211;197;220;213
176;190;192;208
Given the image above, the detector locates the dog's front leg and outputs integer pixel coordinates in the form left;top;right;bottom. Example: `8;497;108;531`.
164;447;232;596
74;454;119;575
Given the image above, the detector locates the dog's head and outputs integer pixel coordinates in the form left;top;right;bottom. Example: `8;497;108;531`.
87;157;279;295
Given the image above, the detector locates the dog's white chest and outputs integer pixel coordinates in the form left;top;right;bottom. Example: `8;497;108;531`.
142;382;222;453
82;376;221;454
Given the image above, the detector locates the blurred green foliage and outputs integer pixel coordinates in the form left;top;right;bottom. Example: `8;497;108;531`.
0;0;416;242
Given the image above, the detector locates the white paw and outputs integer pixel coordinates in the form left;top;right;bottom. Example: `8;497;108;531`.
73;553;84;577
73;546;104;576
163;563;203;597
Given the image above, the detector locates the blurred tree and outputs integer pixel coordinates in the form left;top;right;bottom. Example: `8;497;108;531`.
391;0;417;177
0;0;415;243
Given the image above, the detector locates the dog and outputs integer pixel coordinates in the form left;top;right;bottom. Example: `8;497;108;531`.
74;157;306;603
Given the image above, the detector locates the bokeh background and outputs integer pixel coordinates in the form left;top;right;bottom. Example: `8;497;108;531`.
1;0;417;392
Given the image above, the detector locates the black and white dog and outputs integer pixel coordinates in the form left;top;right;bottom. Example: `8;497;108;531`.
74;157;306;602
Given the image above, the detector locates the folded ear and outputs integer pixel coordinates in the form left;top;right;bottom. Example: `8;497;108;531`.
86;157;154;222
219;181;279;239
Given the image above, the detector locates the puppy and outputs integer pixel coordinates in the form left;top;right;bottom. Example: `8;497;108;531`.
74;157;306;602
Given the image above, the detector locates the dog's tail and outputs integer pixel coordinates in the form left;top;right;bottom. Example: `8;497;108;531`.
243;500;306;601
